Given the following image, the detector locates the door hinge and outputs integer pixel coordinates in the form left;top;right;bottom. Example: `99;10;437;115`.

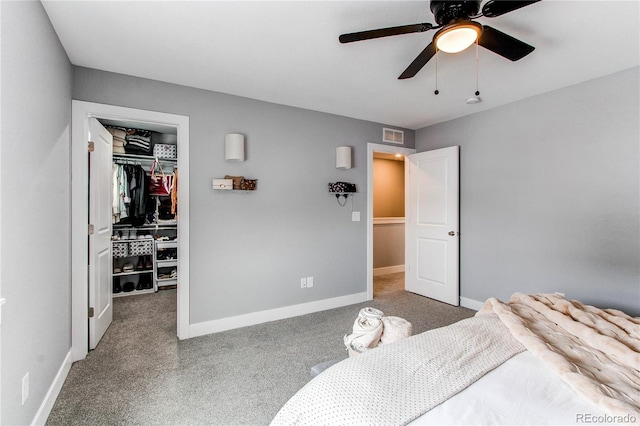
88;307;94;318
88;141;94;152
88;224;95;235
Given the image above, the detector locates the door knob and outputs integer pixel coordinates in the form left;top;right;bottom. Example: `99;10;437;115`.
448;231;457;236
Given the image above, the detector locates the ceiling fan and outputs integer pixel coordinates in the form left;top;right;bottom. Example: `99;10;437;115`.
339;0;540;79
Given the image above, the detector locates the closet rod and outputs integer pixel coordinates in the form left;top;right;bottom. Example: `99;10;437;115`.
114;158;143;165
113;224;177;231
113;153;176;163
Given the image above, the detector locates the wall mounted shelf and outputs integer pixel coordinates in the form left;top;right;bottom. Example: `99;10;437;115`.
212;177;257;192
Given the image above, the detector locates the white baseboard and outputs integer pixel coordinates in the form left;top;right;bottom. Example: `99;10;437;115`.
373;265;404;276
460;297;485;311
32;350;72;426
190;292;368;338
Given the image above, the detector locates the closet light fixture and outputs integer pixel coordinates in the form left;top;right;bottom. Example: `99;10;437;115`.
336;146;352;169
225;133;245;162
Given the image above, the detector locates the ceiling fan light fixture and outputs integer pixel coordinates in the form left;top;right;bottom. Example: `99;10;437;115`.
434;21;483;53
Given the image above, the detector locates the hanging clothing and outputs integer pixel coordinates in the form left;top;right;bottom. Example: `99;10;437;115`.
124;164;147;226
113;163;120;222
171;168;178;217
112;164;130;224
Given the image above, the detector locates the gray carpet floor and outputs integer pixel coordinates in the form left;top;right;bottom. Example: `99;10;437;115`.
47;273;475;425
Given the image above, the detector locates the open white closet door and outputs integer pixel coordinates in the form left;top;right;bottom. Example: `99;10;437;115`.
405;146;460;306
88;118;113;349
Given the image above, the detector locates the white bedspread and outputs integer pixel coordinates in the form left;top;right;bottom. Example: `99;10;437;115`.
411;351;607;425
271;315;524;425
272;293;640;426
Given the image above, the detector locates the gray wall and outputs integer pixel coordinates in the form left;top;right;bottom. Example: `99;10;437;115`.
416;67;640;315
1;1;73;424
72;67;414;323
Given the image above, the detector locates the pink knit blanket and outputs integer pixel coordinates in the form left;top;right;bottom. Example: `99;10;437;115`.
480;293;640;418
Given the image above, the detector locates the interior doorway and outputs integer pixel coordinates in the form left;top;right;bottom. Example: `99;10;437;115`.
372;152;406;297
71;101;190;362
366;143;415;300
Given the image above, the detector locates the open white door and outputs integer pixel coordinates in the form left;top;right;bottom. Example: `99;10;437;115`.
405;146;460;305
88;118;113;349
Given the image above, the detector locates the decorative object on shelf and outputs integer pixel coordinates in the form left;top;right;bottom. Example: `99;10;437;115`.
225;133;245;162
225;175;244;190
336;146;352;169
329;182;357;206
212;178;233;190
153;143;177;159
328;182;357;193
240;179;257;190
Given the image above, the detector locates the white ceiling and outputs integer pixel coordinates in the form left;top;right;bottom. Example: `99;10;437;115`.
42;1;639;130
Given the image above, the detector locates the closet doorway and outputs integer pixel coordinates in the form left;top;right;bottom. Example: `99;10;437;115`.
71;101;190;362
366;143;415;300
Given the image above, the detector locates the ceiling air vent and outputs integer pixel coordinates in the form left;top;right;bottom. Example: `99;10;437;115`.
383;128;404;144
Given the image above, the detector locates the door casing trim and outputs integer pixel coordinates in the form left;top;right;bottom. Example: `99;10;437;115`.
71;101;190;361
366;143;416;300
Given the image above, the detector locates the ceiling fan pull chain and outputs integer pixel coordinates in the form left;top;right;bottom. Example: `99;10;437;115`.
475;40;480;96
434;49;440;95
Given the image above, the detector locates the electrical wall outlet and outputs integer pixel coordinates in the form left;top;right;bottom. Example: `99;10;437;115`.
307;276;314;288
300;277;307;288
352;211;360;221
22;372;29;406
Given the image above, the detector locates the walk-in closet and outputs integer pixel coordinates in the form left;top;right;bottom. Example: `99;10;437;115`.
101;119;179;298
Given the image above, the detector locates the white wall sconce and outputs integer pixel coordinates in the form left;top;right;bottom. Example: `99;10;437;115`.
225;133;245;162
336;146;352;169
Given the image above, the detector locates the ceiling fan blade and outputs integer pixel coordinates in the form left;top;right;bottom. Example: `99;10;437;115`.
339;23;433;44
481;0;541;18
398;42;437;79
478;25;535;61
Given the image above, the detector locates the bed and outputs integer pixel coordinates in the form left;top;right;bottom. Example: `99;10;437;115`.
271;293;639;425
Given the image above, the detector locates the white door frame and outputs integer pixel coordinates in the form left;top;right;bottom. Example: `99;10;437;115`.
71;101;190;362
366;143;416;300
